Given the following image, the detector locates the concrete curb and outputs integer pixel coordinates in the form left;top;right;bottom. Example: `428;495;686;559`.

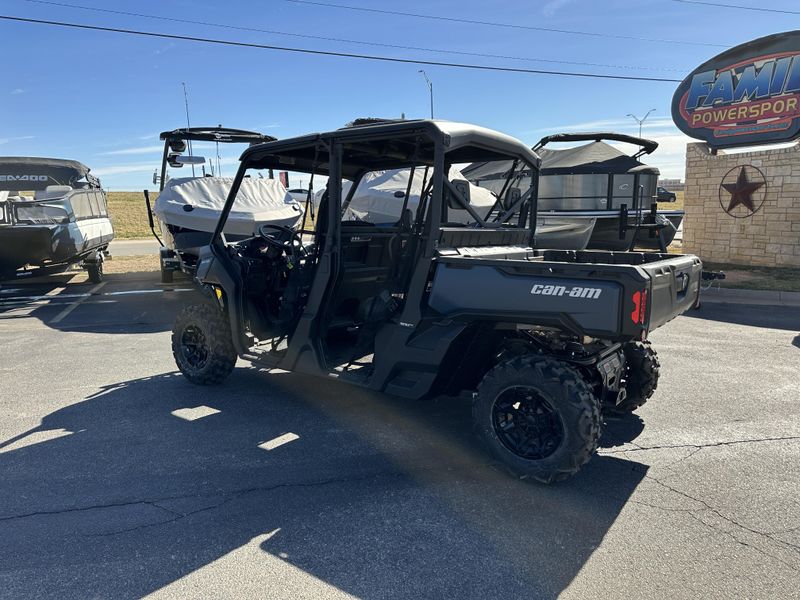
701;286;800;307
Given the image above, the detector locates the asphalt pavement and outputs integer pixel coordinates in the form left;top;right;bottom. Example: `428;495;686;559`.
0;271;798;599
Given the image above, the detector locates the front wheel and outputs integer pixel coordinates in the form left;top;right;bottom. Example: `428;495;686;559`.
172;303;237;385
473;355;601;483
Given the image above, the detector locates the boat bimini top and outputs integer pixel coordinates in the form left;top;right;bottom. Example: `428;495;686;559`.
0;156;100;192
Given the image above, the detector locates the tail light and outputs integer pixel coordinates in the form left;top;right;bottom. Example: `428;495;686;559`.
631;289;648;325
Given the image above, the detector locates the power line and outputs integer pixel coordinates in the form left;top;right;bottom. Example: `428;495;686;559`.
0;14;683;83
672;0;800;15
281;0;729;48
19;0;686;73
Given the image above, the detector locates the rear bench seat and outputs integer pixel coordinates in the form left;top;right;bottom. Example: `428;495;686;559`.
437;226;537;260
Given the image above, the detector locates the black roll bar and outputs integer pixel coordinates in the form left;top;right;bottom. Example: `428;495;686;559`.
533;132;659;156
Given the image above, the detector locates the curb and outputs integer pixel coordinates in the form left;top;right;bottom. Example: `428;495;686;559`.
700;287;800;307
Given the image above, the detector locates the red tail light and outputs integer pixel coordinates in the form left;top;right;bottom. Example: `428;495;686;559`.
631;289;648;324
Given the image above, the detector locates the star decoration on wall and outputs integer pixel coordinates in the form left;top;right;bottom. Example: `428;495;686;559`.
721;167;764;214
718;165;767;218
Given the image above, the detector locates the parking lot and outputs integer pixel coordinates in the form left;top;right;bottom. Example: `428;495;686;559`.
1;271;798;599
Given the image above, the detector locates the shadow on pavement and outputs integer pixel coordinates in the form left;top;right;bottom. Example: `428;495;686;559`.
599;413;645;448
0;368;646;599
685;302;800;331
0;271;198;334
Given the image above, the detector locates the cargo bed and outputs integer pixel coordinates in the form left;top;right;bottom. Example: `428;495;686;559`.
429;247;702;342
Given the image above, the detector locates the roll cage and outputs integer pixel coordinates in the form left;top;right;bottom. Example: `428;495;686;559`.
202;120;542;377
212;120;542;248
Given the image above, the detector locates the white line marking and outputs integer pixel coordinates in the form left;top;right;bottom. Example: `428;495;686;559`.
0;287;194;304
171;406;221;421
102;288;193;296
50;282;106;324
44;286;67;297
258;432;300;451
0;292;90;302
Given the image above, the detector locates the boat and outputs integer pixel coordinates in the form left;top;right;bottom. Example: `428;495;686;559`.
0;157;114;282
534;132;684;251
144;127;304;282
463;132;684;251
461;158;598;250
338;167;497;225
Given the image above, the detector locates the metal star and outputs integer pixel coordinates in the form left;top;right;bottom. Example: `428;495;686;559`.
722;167;764;213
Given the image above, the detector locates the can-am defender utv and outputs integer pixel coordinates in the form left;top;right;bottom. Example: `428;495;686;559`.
171;120;701;483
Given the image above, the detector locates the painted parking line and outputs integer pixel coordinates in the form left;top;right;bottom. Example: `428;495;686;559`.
102;288;194;296
50;282;107;324
258;432;300;451
0;287;194;306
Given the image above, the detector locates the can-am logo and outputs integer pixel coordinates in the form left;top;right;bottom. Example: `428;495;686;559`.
531;284;602;300
0;174;50;182
672;32;800;148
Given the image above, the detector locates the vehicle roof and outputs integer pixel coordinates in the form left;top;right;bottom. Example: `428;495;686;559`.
239;120;541;178
159;127;276;144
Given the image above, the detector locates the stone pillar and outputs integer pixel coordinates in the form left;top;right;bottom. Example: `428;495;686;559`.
683;142;800;267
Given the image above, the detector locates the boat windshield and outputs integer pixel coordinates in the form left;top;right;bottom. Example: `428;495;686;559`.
13;201;70;225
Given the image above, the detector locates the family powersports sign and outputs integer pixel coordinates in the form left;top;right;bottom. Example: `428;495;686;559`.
672;31;800;148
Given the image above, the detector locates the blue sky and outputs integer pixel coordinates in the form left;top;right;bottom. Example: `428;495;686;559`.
0;0;795;189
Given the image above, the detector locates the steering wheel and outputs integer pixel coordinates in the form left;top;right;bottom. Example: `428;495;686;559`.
257;223;305;255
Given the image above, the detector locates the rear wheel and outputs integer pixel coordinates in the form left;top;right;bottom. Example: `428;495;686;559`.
172;303;237;385
616;341;660;412
473;355;601;483
86;260;103;283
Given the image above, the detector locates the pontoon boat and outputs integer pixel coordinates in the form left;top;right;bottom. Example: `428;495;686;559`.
0;157;113;282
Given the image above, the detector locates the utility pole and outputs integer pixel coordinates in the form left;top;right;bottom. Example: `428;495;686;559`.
627;108;656;138
418;70;434;119
182;82;195;177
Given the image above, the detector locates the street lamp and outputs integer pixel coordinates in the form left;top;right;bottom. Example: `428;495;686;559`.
418;69;434;119
627;108;656;138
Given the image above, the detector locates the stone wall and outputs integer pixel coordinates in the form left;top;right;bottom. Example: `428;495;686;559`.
683;142;800;267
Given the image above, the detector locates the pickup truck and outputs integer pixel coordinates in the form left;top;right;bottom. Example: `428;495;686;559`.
168;119;701;483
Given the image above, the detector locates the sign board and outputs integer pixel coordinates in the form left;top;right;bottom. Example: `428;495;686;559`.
672;31;800;148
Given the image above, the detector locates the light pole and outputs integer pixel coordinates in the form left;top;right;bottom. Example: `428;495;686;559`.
627;108;656;138
418;69;434;119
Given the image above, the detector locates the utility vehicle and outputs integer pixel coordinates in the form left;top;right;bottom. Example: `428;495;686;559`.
171;120;701;483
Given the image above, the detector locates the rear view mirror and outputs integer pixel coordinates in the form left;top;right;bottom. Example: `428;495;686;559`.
448;180;471;209
167;154;206;168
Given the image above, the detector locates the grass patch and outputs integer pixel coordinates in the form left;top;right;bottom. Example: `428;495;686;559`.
657;190;684;211
105;254;160;274
703;261;800;292
107;191;157;239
